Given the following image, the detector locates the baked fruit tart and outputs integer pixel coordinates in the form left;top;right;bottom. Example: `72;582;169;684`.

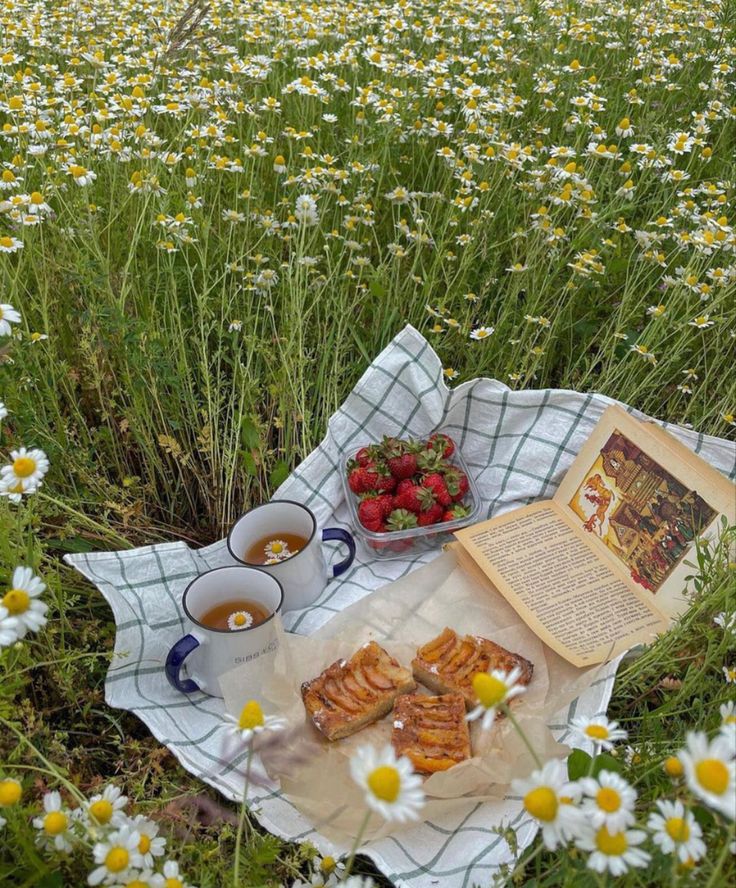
391;692;471;774
301;641;416;740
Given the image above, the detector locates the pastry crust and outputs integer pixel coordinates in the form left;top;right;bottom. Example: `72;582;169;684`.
412;627;533;709
301;641;416;740
391;693;471;774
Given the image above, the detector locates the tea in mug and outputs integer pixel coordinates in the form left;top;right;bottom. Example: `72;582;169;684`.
245;533;308;565
199;599;271;632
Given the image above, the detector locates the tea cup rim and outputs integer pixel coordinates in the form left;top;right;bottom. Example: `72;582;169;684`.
182;565;284;634
226;499;317;567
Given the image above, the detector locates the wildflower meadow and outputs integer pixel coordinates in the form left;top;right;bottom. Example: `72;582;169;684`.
0;0;734;885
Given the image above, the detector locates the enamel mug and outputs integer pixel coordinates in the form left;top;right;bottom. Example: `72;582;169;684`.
226;500;356;612
165;566;283;696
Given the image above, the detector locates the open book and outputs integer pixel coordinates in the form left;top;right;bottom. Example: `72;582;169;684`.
453;406;736;667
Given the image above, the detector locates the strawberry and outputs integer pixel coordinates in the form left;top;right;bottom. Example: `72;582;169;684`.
382;435;420;480
416;447;448;474
428;432;455;459
374;492;395;518
355;444;379;467
418;502;444;526
442;503;471;522
358;462;395;493
421;472;452;506
347;465;368;494
358;498;386;532
386;508;418;531
393;481;424;514
443;467;469;502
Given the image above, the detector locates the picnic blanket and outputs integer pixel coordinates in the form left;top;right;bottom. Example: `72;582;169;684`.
65;324;736;888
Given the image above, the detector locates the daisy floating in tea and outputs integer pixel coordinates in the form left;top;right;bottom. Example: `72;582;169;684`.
245;534;307;565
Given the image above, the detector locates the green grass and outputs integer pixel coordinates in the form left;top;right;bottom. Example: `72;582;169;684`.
0;0;735;884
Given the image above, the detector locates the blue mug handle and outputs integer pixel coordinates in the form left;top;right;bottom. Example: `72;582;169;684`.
165;634;200;693
322;527;356;578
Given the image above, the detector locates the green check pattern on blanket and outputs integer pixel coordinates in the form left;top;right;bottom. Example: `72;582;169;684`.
65;325;736;888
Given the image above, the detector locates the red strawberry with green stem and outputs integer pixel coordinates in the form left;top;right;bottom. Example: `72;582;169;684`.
421;472;452;507
442;503;471;522
358;498;387;532
393;480;424;514
355;444;380;467
386;508;418;531
382;436;420;480
427;433;455;459
443;467;469;502
418;502;444;526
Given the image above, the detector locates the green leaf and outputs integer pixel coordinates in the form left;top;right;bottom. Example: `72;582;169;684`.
567;748;592;780
269;460;290;490
240;416;261;450
37;874;64;888
591;752;622;777
242;452;257;475
369;278;387;298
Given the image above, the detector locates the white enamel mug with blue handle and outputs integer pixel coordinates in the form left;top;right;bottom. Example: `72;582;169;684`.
165;565;283;696
226;500;356;612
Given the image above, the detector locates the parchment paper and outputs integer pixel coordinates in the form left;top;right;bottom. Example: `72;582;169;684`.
220;552;609;845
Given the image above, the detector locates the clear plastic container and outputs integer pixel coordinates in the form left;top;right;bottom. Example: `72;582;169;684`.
340;437;482;558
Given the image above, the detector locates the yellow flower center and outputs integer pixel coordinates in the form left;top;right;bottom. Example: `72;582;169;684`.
665;816;690;842
585;724;609;740
233;613;247;626
367;765;400;802
127;881;148;888
523;786;558;822
270;541;283;553
472;672;507;708
0;779;22;806
596;787;621;812
320;856;336;873
664;756;684;778
138;834;151;853
12;456;37;478
165;878;183;888
89;798;114;824
105;847;130;873
0;236;13;249
2;589;30;615
695;759;729;795
44;810;68;835
237;700;264;731
723;715;736;725
595;826;628;856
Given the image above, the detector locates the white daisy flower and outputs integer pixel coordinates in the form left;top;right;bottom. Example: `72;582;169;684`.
719;701;736;742
724;666;736;684
466;666;527;731
228;320;242;332
0;472;34;503
32;791;75;852
223;699;287;744
579;770;637;832
350;744;425;823
469;325;495;340
0;302;21;336
68;164;97;186
1;566;47;639
126;814;166;867
0;401;7;422
0;605;20;648
0;446;49;492
301;853;345;887
121;870;163;888
714;612;736;633
576;824;650;876
647;799;706;863
511;758;583;849
569;715;627;751
263;539;291;560
88;825;143;885
678;731;735;819
0;777;22;827
0;235;23;253
160;859;196;888
86;784;129;828
227;610;254;631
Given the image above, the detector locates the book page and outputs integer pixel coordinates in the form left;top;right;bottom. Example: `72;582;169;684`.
553;405;736;619
454;501;669;667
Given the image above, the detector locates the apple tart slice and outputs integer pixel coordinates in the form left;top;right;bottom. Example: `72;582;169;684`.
391;693;471;774
301;641;416;741
412;627;533;709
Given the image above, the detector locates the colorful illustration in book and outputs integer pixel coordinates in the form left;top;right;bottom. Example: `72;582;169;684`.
568;430;717;592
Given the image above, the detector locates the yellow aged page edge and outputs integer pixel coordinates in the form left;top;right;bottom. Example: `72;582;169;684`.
453;501;669;667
